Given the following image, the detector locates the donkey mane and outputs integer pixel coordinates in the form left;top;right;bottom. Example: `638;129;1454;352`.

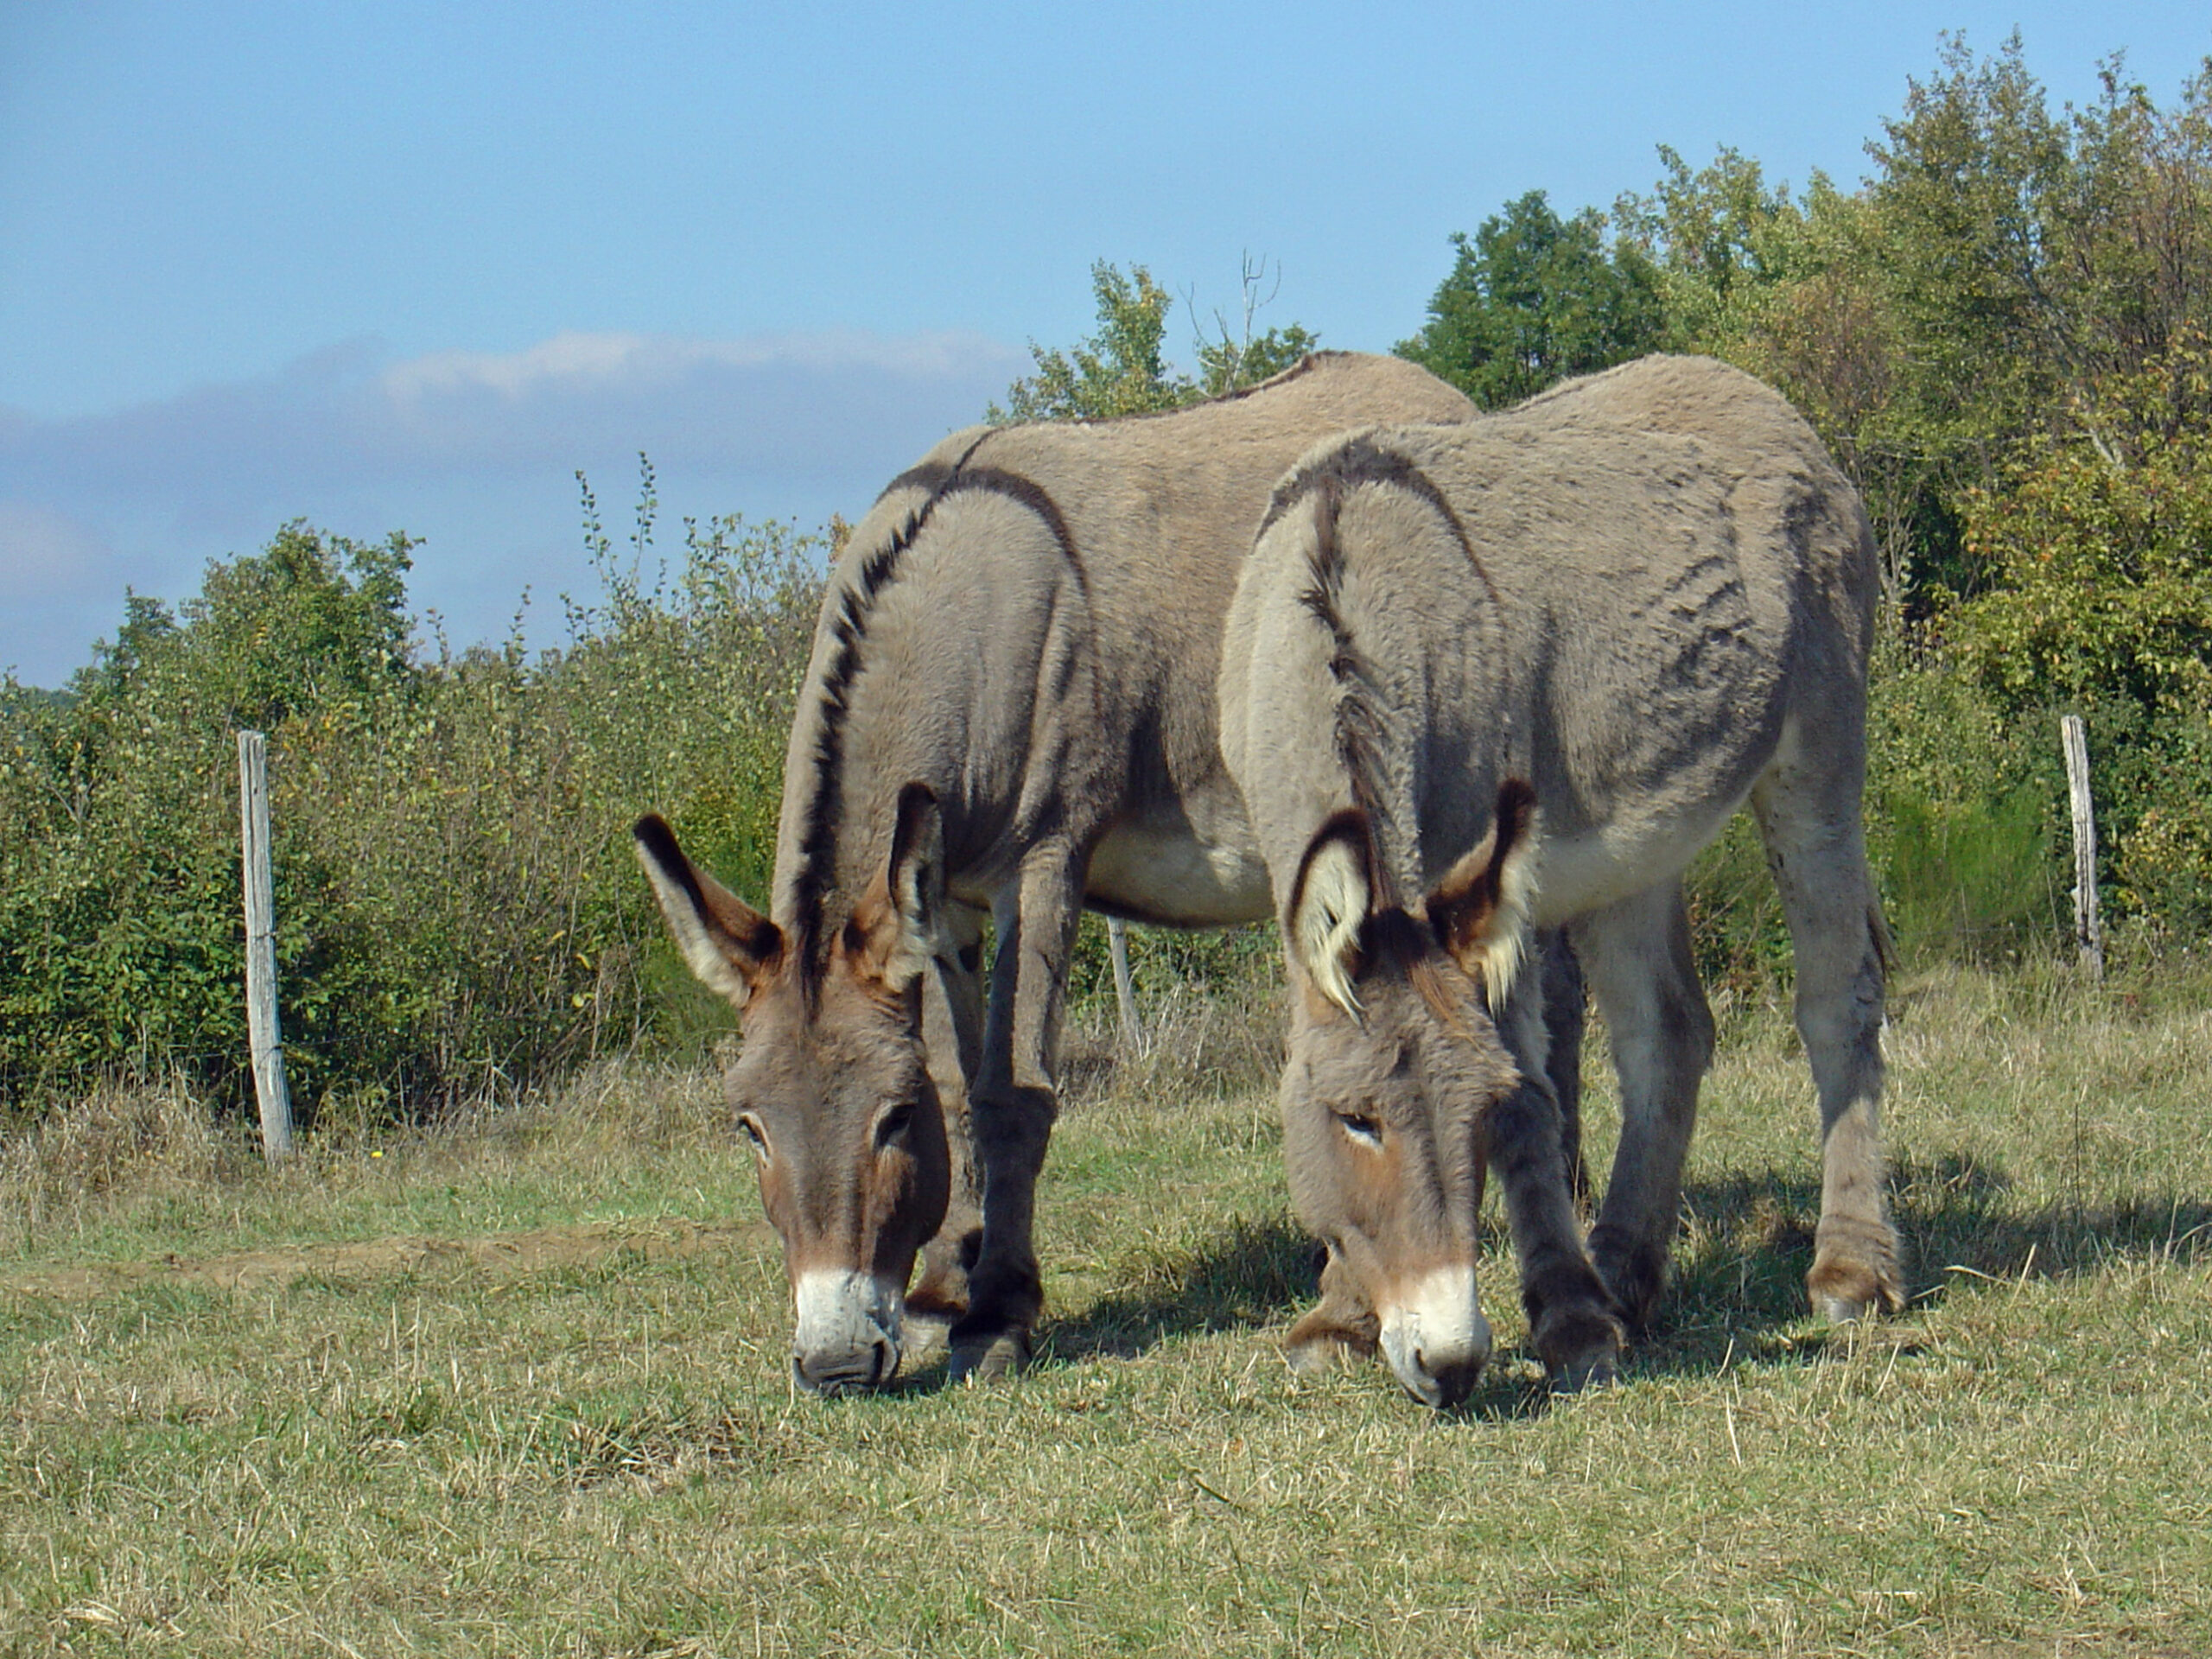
792;433;983;999
1281;434;1510;915
1294;472;1402;910
794;437;1093;1000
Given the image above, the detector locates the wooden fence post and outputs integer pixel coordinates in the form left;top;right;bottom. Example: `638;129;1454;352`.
2060;714;2103;981
238;730;296;1159
1107;917;1146;1052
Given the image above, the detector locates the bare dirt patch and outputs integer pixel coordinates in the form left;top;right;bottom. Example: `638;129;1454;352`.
0;1216;766;1303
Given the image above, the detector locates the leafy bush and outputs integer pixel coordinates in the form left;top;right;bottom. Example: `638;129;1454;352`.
1864;635;2067;963
2;527;423;1104
1687;628;2067;995
1;482;824;1120
1936;340;2212;940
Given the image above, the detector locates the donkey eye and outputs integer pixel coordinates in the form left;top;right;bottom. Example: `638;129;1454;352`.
736;1114;769;1159
874;1103;916;1149
1335;1109;1383;1147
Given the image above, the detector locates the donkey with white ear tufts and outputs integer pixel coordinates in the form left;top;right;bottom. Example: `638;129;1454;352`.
634;353;1476;1392
1221;354;1904;1407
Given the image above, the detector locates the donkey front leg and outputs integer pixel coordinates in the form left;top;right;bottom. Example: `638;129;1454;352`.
1487;974;1625;1388
947;843;1086;1382
908;901;988;1323
1537;928;1592;1205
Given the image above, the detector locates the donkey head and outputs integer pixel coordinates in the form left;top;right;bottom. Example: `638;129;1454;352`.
1276;780;1541;1409
632;784;954;1395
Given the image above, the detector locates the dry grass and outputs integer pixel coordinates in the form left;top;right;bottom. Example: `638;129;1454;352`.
3;962;2209;1656
0;1074;238;1252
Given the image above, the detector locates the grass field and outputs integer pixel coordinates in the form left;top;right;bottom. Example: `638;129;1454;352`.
3;963;2209;1657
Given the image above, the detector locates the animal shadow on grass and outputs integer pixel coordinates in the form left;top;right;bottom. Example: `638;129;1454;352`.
896;1153;2210;1402
869;1218;1318;1398
880;1218;1555;1418
1637;1150;2212;1379
1038;1213;1318;1368
1027;1219;1562;1421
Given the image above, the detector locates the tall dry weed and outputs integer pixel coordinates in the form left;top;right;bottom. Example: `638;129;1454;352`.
1061;977;1285;1111
0;1075;236;1247
478;1052;734;1163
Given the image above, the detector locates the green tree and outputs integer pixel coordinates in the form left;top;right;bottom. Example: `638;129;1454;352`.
0;527;425;1104
1397;189;1666;408
1617;145;1809;352
0;492;830;1119
1943;334;2212;725
991;257;1318;423
1940;346;2212;937
1846;37;2212;597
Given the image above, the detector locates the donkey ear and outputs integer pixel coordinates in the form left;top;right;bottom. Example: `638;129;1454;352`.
1427;779;1541;1003
633;814;784;1010
1289;808;1378;1018
849;782;946;992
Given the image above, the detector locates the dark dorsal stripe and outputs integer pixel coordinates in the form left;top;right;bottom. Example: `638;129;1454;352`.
874;461;955;503
1259;433;1501;616
792;440;1085;1001
873;462;1085;590
937;467;1087;595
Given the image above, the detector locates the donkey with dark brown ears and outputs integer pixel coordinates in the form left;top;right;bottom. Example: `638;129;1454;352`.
1219;354;1904;1408
633;353;1476;1393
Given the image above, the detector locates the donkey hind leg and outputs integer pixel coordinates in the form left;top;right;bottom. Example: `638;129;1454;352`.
908;901;989;1323
1575;880;1717;1332
947;844;1085;1382
1486;971;1625;1389
1751;776;1904;1321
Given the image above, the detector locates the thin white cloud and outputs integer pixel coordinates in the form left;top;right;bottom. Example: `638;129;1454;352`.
0;499;120;602
382;327;1007;402
355;327;1021;476
0;327;1026;683
3;327;1020;493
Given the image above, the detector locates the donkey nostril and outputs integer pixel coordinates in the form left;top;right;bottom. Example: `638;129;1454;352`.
1426;1354;1484;1408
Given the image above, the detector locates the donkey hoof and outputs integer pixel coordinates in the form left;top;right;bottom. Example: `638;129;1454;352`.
1817;1294;1876;1326
948;1330;1031;1383
1284;1332;1368;1376
1548;1351;1619;1395
1808;1253;1902;1325
1531;1302;1625;1387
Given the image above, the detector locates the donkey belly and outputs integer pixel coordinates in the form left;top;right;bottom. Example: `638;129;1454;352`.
1529;791;1751;927
1086;805;1274;927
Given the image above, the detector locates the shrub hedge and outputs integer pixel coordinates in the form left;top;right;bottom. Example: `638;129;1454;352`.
3;479;2200;1125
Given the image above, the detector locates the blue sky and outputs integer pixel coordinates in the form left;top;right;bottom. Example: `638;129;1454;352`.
3;3;2206;685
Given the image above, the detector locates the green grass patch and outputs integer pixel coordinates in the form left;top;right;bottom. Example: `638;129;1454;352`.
4;965;2210;1656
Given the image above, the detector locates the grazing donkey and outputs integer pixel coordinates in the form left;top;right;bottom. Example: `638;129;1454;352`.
634;353;1474;1393
1219;354;1904;1408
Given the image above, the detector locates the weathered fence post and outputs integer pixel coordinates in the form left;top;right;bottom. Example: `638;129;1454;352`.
1107;917;1146;1052
2060;714;2103;981
238;730;296;1160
